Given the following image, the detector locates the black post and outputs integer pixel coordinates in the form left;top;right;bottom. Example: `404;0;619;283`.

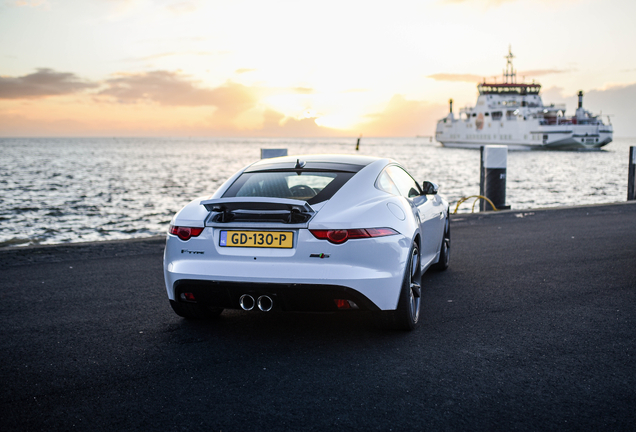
629;146;636;201
480;145;510;211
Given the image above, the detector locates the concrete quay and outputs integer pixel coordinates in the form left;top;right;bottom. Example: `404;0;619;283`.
0;202;634;431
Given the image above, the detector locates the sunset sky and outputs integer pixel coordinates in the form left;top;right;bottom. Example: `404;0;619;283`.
1;0;635;137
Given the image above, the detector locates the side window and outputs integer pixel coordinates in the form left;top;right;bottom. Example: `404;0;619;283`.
386;166;421;198
376;169;401;196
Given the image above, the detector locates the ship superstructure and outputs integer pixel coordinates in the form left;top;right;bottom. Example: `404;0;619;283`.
435;48;613;150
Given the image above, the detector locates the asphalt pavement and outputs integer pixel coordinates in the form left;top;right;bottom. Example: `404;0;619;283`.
1;202;635;431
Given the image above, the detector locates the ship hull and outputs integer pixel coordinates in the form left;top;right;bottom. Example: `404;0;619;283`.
436;121;612;151
440;141;538;151
439;136;612;150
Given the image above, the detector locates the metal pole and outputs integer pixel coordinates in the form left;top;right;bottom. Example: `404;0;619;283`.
629;146;636;201
480;145;510;211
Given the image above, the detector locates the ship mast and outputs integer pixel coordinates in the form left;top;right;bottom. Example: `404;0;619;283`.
503;45;516;84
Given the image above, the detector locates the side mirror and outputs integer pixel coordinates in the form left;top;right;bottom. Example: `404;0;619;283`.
422;181;439;195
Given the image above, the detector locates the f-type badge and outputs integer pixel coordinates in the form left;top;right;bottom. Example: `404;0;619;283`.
310;253;330;259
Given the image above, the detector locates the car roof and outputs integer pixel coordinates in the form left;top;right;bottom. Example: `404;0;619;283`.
246;154;386;173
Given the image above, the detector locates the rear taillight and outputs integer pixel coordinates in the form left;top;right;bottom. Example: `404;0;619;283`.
309;228;397;244
169;225;204;241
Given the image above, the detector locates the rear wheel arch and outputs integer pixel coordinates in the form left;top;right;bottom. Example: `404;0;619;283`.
413;232;423;271
374;241;422;331
413;232;422;252
431;211;450;271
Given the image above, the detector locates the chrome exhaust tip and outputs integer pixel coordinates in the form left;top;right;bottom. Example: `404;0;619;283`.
239;294;255;311
257;295;274;312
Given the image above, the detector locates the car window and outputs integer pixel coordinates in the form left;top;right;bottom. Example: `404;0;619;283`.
223;171;354;204
375;170;401;196
379;165;421;198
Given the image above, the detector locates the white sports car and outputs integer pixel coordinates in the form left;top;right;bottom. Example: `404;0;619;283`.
164;154;450;330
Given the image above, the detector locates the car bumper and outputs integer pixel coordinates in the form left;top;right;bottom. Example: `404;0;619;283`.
163;228;411;311
172;279;381;312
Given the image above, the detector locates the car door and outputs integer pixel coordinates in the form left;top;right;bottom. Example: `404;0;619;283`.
384;165;442;266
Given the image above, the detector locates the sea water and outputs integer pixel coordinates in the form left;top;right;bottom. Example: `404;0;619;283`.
1;137;633;247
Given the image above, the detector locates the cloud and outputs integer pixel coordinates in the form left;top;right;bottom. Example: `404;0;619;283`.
0;68;98;99
259;109;343;137
541;83;636;137
100;71;257;113
235;68;256;74
427;73;484;83
518;68;571;77
293;87;315;94
0;68;344;137
357;94;446;137
579;83;636;137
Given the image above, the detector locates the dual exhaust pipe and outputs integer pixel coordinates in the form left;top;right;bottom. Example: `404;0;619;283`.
239;294;274;312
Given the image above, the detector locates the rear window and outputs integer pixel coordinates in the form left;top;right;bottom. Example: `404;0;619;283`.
223;171;355;204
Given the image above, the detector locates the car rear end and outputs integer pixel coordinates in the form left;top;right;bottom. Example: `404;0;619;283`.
164;155;411;315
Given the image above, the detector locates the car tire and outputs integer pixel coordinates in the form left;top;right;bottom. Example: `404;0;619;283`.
169;300;223;320
374;243;421;331
431;215;450;271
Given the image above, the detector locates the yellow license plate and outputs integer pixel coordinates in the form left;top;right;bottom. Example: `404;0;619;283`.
219;231;294;248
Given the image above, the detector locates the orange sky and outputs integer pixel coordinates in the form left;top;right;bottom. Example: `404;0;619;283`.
0;69;446;137
1;0;635;137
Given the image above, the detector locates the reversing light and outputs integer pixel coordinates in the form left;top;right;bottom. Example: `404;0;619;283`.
310;228;397;244
169;225;204;241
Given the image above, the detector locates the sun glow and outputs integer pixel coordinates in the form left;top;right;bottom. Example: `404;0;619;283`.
1;0;635;136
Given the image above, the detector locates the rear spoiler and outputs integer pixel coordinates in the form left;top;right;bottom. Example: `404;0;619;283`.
200;197;314;224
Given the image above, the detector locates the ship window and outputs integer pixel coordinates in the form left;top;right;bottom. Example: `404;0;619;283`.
484;112;490;116
472;113;477;117
492;112;502;120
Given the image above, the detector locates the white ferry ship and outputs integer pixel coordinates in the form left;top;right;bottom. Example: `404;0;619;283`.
435;48;613;150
